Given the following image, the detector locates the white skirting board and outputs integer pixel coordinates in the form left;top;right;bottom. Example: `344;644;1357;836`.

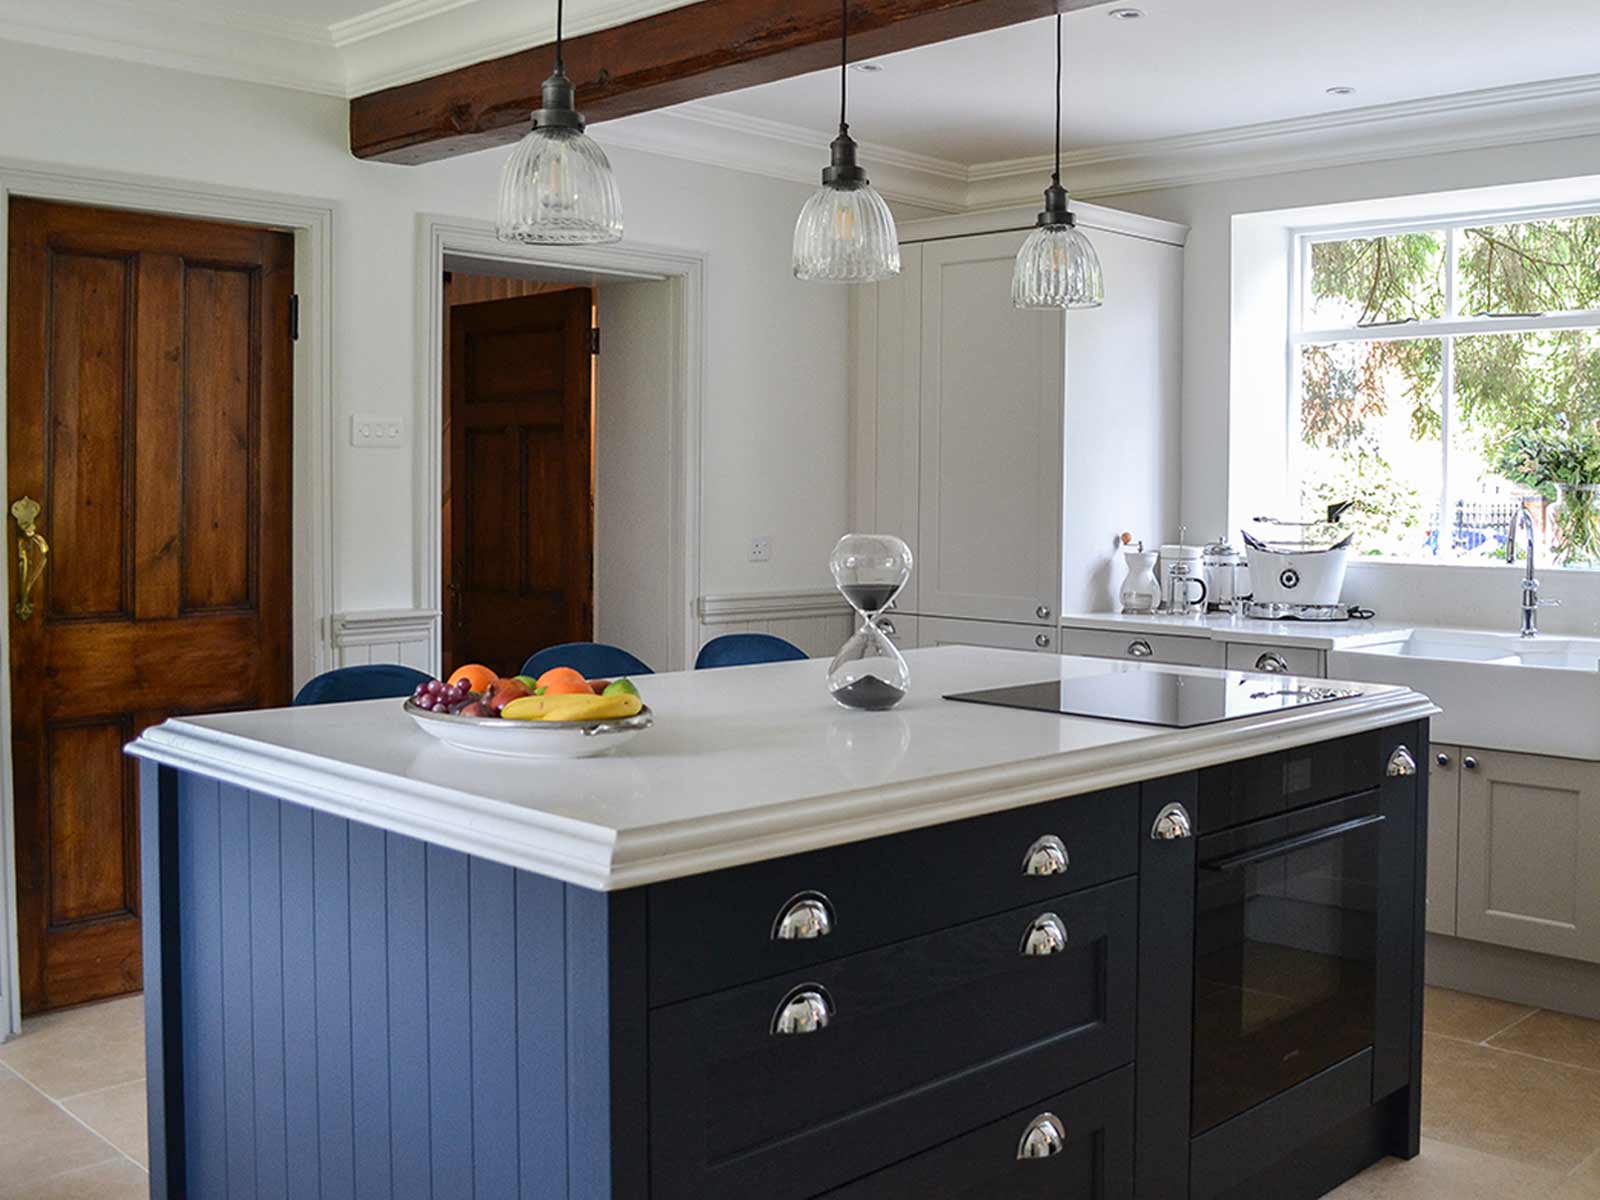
697;590;854;659
329;609;439;675
1427;932;1600;1022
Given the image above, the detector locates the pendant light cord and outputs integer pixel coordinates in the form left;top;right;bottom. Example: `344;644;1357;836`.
1052;10;1062;188
555;0;565;74
839;0;849;135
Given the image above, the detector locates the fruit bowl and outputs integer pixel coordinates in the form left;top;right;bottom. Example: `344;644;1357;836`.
403;700;653;759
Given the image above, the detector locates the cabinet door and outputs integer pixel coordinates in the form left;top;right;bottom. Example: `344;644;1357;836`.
1457;748;1600;962
920;616;1059;653
918;232;1064;625
1061;230;1183;616
1427;745;1461;936
876;612;919;651
851;246;923;613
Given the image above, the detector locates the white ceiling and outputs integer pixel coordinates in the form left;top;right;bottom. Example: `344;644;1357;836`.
673;0;1600;167
5;0;1600;211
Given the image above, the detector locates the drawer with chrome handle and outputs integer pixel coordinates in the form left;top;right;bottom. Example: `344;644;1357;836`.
814;1066;1135;1198
1058;626;1224;668
649;878;1137;1199
647;785;1137;1007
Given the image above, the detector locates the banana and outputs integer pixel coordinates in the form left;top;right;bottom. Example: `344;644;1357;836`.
501;692;643;722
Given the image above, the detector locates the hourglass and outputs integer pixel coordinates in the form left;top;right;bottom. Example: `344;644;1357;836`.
827;533;913;710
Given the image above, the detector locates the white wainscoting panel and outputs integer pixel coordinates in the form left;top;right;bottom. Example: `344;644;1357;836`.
330;609;439;674
697;591;854;659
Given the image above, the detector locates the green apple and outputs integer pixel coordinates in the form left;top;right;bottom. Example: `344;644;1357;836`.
514;674;539;690
603;677;640;697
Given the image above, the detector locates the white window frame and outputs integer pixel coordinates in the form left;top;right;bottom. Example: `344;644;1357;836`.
1287;200;1600;561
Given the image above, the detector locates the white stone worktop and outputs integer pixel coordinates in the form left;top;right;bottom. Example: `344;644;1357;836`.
1060;611;1418;651
127;647;1435;891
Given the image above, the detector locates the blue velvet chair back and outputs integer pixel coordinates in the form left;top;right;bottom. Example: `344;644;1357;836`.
293;664;433;706
694;633;808;669
521;642;654;680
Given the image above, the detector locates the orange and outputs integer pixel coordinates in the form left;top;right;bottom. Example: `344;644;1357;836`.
535;666;589;691
542;677;594;696
447;663;498;694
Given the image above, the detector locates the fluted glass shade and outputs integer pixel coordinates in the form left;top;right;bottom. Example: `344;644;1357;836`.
497;125;623;245
792;182;901;283
1012;222;1103;309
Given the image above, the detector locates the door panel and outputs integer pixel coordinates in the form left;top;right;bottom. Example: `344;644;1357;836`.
1427;744;1460;936
8;198;294;1013
917;232;1063;626
1457;748;1600;962
446;289;594;675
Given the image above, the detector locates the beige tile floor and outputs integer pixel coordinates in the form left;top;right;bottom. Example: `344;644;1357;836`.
2;987;1598;1197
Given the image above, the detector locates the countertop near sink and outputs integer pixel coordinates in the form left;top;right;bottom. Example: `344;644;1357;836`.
1060;611;1417;651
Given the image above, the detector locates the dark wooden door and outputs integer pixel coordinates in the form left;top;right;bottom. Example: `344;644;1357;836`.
445;289;594;675
7;199;294;1013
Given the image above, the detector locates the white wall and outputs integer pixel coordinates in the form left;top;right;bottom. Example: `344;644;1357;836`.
1104;130;1600;628
0;38;850;621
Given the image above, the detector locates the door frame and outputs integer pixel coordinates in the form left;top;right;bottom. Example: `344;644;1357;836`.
417;214;705;677
0;160;338;1038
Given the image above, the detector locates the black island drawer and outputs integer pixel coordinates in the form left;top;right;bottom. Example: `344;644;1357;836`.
820;1066;1134;1200
648;784;1137;1005
1198;730;1380;833
648;877;1137;1200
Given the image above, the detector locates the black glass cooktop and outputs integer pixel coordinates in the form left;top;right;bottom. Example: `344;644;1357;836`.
944;668;1365;728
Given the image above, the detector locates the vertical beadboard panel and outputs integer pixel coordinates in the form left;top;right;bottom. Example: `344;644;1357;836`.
311;811;355;1198
218;785;258;1197
249;793;290;1200
426;845;473;1197
386;834;433;1195
279;802;322;1200
399;640;431;672
519;871;569;1197
159;776;627;1200
179;775;228;1196
469;860;520;1200
347;821;393;1200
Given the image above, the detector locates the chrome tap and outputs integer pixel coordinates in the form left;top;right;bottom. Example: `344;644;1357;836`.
1507;507;1559;637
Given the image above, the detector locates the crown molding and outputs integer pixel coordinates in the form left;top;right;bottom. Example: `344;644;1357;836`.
0;0;346;94
609;69;1600;212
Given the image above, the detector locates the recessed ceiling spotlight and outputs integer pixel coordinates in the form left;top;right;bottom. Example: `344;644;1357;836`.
1325;85;1357;96
1107;7;1146;18
851;61;884;73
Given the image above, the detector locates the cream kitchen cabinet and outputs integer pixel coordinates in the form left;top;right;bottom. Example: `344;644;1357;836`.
917;616;1060;654
849;206;1186;631
1451;747;1600;964
1427;745;1462;936
1057;626;1223;668
1222;641;1327;678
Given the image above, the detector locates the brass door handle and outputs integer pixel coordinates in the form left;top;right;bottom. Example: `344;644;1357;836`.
11;496;47;621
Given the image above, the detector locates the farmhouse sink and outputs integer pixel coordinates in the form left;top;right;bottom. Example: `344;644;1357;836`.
1328;629;1600;759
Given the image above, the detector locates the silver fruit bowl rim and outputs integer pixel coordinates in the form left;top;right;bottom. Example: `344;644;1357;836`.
403;699;653;738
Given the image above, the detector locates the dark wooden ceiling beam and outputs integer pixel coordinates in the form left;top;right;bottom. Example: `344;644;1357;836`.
351;0;1114;164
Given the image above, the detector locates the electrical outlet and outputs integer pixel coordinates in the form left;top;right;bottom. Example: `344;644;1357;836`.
351;414;405;448
749;535;771;563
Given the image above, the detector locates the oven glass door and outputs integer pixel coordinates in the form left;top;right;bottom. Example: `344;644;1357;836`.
1191;791;1383;1135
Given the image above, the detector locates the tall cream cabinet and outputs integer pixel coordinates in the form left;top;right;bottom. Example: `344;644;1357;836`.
849;205;1187;651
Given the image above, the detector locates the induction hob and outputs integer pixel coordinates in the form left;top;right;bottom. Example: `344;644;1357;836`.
944;667;1365;728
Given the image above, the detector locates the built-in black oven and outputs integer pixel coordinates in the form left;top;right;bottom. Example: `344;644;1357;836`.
1190;788;1384;1135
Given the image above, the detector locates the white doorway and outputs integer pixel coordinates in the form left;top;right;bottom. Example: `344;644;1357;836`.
415;216;705;674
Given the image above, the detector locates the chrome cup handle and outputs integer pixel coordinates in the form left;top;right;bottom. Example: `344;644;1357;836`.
771;985;833;1036
1022;835;1069;878
1016;1112;1066;1160
772;892;834;941
1020;912;1068;957
1386;745;1418;777
1151;801;1193;841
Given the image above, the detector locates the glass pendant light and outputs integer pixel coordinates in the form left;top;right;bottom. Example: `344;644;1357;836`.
792;0;901;283
497;0;623;245
1012;12;1103;309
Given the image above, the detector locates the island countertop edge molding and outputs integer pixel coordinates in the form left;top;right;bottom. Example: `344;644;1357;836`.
126;685;1438;892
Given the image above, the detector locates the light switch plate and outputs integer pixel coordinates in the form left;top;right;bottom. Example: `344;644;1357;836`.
351;414;405;448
